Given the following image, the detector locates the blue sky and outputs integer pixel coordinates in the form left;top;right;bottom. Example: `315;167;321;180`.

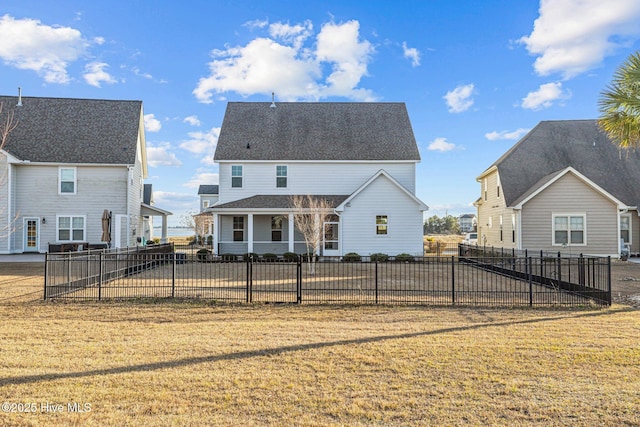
1;0;640;226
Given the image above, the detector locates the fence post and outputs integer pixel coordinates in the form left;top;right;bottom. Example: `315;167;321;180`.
171;249;176;298
297;259;302;304
98;252;103;301
528;257;533;307
375;261;379;304
451;256;455;305
43;252;48;300
607;256;612;306
246;258;252;303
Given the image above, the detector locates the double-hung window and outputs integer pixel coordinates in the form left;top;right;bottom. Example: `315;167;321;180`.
271;216;283;241
233;216;244;241
58;216;85;241
376;215;388;235
621;215;631;244
553;214;585;245
276;165;287;188
59;167;77;194
231;165;243;188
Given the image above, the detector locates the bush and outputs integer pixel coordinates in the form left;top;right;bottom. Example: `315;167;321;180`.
300;253;318;262
261;253;278;261
342;252;362;262
206;235;213;246
370;253;389;262
196;248;211;261
220;253;237;261
394;253;415;263
283;252;299;262
243;252;259;261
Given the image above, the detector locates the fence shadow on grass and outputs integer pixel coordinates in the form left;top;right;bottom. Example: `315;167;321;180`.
1;306;632;387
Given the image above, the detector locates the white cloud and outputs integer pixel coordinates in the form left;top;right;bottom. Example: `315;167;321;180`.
402;41;420;67
144;114;162;132
519;0;640;78
485;128;530;141
521;82;569;110
244;19;269;30
443;84;475;113
146;142;182;167
132;66;153;79
83;61;117;87
179;127;220;164
193;19;375;103
183;172;220;189
183;115;201;126
0;14;90;84
428;137;456;152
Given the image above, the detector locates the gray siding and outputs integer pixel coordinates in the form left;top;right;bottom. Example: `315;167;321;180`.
520;173;619;255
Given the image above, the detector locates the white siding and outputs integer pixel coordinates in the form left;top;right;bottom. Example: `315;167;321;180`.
12;164;129;252
0;154;10;253
521;173;619;255
341;174;423;256
218;162;416;203
127;139;145;246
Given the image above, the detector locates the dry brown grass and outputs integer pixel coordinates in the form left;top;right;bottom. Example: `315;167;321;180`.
1;261;640;425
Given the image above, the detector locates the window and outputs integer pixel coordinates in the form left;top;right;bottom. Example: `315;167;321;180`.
233;216;244;241
57;216;85;241
231;165;243;188
276;165;287;188
203;200;210;209
553;214;585;245
376;215;388;235
621;215;631;244
497;185;500;198
512;214;516;243
59;167;76;194
499;215;503;241
271;216;283;241
484;178;487;201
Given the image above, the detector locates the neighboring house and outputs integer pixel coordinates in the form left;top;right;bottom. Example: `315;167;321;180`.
207;102;428;257
0;94;171;253
458;214;477;232
475;119;640;257
142;183;172;243
198;185;219;212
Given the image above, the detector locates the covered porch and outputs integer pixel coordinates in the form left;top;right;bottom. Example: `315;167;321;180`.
207;195;347;256
140;203;172;244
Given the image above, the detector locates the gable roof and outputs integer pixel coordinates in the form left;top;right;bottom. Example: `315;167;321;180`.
198;184;219;195
335;169;428;212
482;120;640;208
0;95;143;165
214;102;420;162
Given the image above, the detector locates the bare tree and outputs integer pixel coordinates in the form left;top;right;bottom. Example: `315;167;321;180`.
291;195;333;273
181;211;214;245
0;102;18;239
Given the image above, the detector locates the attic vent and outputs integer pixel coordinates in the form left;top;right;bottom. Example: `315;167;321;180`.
16;87;22;107
270;92;276;108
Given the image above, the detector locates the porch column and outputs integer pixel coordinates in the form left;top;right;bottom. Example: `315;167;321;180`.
161;215;169;244
288;213;295;252
247;214;254;253
213;213;219;254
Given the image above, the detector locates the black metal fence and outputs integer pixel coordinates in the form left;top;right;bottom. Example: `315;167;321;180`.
43;243;611;306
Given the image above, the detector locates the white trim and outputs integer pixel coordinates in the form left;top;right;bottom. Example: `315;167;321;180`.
620;213;632;246
231;164;243;189
56;214;86;242
23;217;40;252
335;169;428;212
514;167;628;209
275;164;287;189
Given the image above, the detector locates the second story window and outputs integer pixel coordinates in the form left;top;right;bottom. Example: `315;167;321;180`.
59;167;76;194
276;165;287;188
231;165;243;188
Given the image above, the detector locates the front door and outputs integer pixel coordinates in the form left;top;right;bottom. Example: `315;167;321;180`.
323;222;340;256
24;218;39;252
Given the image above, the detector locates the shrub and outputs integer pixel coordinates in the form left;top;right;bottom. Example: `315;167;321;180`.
395;253;415;263
342;252;362;262
283;252;299;262
300;253;318;262
206;235;213;246
370;253;389;262
196;248;211;261
220;253;237;261
261;253;278;261
243;252;259;261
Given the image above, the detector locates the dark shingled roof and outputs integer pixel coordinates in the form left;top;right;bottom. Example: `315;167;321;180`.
0;95;142;164
212;195;349;210
198;184;219;195
214;102;420;161
489;120;640;208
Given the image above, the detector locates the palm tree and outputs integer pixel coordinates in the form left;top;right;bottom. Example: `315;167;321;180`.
598;51;640;149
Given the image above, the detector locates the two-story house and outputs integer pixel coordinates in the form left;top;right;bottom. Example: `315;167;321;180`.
0;94;171;253
207;102;428;257
475;120;640;257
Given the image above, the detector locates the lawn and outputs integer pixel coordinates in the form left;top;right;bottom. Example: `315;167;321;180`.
0;301;639;426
